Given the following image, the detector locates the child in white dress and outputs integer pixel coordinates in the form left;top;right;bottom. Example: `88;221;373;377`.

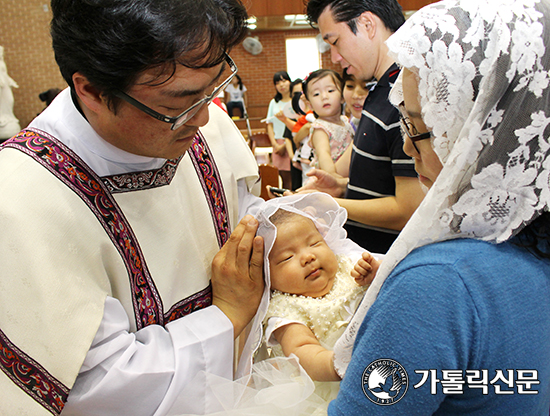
254;193;381;413
302;69;354;175
264;209;378;380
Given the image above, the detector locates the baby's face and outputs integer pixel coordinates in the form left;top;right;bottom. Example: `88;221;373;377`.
269;215;338;297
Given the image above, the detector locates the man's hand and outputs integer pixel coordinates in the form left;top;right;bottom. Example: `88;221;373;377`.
297;168;347;197
211;215;264;339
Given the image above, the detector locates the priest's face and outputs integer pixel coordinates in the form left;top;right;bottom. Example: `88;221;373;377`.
85;59;229;160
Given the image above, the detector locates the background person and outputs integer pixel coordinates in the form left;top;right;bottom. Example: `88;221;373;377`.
0;0;266;414
331;0;550;414
224;73;247;118
303;0;424;254
342;70;370;132
302;69;353;176
266;71;294;189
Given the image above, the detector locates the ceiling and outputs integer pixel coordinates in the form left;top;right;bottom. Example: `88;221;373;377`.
247;11;418;31
247;15;314;31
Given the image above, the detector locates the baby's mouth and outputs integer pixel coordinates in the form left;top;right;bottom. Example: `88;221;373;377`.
306;268;321;279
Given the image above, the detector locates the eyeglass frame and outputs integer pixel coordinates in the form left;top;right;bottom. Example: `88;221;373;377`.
113;53;238;130
397;101;433;153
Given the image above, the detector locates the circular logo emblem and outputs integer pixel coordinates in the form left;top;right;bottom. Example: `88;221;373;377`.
361;358;409;405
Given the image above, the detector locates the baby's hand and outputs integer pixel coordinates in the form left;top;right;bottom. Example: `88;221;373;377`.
351;252;381;286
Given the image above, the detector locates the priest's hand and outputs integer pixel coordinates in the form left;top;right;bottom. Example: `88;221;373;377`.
211;215;264;339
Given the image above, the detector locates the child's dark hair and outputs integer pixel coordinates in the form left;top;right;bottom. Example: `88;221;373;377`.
302;69;343;100
269;209;303;227
342;68;355;85
273;71;291;102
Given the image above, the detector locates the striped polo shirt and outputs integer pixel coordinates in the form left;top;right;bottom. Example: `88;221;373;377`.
344;63;417;253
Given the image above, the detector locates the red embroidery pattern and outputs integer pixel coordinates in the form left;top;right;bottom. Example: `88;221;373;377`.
0;328;68;415
189;131;231;247
4;129;163;330
165;284;213;323
0;128;231;410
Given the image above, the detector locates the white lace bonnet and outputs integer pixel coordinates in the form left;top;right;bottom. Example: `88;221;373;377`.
333;0;550;375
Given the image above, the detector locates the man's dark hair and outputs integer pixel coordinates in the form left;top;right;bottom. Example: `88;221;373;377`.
306;0;405;34
51;0;248;109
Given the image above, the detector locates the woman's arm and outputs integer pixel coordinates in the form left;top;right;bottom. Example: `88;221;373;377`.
293;123;311;147
311;129;337;174
274;323;340;382
266;123;286;155
275;111;297;131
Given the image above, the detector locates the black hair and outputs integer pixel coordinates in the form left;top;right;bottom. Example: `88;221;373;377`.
234;74;244;90
306;0;405;34
272;71;291;102
291;92;306;116
51;0;248;110
341;68;357;85
512;212;550;260
290;78;303;95
302;69;343;101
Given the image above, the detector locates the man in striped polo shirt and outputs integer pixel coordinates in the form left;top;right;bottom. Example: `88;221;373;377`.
304;0;424;253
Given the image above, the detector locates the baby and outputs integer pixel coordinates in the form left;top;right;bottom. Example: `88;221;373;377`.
259;195;380;383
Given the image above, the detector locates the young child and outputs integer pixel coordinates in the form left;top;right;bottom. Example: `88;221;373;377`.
302;69;354;175
342;70;371;132
254;192;381;411
265;209;379;380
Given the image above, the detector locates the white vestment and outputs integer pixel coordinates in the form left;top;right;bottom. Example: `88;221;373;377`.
0;88;263;416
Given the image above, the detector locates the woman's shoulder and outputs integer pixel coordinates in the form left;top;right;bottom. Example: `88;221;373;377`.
391;238;549;289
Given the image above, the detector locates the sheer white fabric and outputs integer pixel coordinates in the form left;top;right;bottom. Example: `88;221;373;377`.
334;0;550;375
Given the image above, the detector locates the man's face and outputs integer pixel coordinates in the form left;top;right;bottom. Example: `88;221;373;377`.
95;60;228;160
318;8;376;80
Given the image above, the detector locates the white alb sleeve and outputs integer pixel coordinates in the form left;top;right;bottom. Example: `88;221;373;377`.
62;296;234;416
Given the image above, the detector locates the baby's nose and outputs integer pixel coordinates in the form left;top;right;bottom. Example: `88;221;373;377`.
302;252;316;265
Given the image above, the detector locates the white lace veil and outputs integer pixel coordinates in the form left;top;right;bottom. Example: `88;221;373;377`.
333;0;550;375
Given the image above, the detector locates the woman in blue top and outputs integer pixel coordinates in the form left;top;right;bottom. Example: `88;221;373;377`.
329;0;550;415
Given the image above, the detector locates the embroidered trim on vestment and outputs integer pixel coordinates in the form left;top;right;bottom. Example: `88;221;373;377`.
188;130;231;248
0;128;231;410
0;328;69;415
3;129;164;330
102;157;181;193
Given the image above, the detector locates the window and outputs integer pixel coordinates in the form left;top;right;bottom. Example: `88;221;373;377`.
285;37;320;81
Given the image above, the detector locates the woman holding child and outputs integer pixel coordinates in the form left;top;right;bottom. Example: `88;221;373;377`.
331;0;550;414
